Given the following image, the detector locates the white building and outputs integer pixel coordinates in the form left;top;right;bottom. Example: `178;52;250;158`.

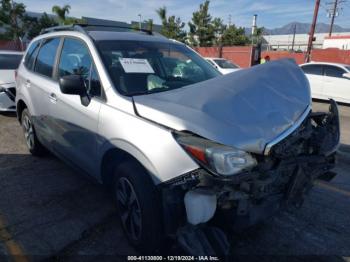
323;35;350;50
262;32;350;51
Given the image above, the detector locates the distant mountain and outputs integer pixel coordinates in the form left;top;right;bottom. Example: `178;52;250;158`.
245;22;350;35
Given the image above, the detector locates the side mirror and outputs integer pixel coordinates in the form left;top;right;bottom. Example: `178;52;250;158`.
342;73;350;80
59;75;86;95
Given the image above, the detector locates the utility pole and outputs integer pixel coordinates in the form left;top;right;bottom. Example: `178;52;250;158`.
291;24;297;52
305;0;320;63
138;14;142;30
250;15;258;66
329;0;338;36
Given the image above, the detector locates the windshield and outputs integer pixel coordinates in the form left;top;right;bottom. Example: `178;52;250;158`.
346;66;350;72
213;59;238;69
97;40;220;96
0;54;22;70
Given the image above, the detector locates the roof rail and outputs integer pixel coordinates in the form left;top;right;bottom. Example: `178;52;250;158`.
40;23;154;36
40;24;86;35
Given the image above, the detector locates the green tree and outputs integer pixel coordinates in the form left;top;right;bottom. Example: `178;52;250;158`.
188;0;215;47
24;12;58;39
156;7;186;42
222;25;249;46
51;4;71;25
251;26;264;44
212;17;226;46
0;0;26;40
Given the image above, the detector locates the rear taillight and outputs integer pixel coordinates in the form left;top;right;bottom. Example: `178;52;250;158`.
14;70;18;79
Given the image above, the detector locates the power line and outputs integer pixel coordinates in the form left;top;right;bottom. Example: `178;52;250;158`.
329;0;339;36
326;0;347;36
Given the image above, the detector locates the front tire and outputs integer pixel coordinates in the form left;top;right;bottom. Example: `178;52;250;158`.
113;161;163;253
21;108;46;156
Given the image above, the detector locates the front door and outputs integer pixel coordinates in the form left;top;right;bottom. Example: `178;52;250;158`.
49;37;103;176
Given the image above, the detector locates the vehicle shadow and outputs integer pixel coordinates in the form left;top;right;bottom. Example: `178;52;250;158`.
0;153;137;258
0;111;17;118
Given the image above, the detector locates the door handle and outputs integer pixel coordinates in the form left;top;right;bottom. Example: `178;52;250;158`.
49;93;57;103
25;80;31;88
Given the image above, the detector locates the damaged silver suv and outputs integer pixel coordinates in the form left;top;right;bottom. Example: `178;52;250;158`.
16;25;340;254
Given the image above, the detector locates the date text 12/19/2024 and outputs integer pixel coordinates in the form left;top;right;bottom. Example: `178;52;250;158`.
127;256;220;261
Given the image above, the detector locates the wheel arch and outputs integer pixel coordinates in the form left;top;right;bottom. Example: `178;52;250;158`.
16;99;27;123
100;144;160;189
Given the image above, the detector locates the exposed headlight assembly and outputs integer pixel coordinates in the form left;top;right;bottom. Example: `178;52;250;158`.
175;133;257;176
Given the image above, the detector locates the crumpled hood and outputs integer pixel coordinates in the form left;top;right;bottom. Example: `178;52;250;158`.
133;59;311;154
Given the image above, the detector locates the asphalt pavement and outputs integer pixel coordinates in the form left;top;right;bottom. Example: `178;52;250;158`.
0;101;349;261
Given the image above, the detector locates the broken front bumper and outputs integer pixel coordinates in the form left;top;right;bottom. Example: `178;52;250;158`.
161;100;340;234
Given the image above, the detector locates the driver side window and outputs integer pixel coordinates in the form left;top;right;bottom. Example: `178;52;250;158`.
58;38;101;98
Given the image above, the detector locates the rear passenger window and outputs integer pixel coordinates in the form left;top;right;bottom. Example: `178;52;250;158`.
301;65;323;75
324;66;345;78
24;40;40;70
34;38;60;78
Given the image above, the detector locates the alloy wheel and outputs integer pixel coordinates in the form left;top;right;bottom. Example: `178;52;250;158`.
22;115;34;150
116;177;142;242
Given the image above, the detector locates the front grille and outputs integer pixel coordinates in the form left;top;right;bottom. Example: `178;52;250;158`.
269;116;313;158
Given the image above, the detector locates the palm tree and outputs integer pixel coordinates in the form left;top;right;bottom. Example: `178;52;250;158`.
0;0;26;41
156;7;167;26
52;4;71;25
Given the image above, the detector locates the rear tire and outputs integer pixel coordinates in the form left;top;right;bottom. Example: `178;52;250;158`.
21;108;46;156
113;161;164;253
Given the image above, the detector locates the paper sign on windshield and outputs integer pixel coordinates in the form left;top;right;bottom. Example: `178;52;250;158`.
119;58;155;74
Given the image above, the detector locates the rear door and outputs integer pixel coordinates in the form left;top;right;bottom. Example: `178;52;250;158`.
49;37;103;176
23;38;61;147
323;65;350;103
301;64;324;99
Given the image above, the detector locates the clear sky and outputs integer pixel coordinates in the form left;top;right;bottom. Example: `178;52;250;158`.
20;0;350;29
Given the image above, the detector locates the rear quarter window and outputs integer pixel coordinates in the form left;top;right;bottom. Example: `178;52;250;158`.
324;65;346;78
0;54;22;70
24;40;41;71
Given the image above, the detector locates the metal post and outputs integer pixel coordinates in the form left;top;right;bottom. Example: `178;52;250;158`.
305;0;320;63
291;24;296;52
138;14;142;30
250;15;257;66
329;0;338;37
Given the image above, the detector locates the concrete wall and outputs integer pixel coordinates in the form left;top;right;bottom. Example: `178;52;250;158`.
323;38;350;50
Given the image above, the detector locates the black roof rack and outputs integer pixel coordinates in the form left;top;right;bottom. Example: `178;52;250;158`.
40;23;154;36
